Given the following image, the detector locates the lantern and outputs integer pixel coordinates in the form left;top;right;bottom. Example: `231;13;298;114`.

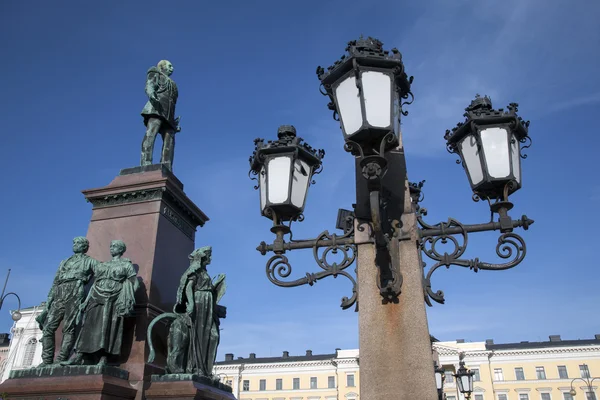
249;125;325;223
317;36;413;153
445;95;530;201
454;360;475;398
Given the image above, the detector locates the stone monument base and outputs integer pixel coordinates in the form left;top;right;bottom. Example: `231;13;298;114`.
145;374;235;400
0;365;136;400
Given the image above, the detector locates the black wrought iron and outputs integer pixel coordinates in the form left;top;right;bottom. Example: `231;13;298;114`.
569;364;599;399
413;183;534;306
256;211;361;310
0;269;22;321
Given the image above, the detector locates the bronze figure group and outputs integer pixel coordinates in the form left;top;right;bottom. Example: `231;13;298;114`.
37;238;138;367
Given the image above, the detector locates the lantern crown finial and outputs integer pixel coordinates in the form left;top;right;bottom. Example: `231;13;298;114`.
277;125;297;139
467;94;493;112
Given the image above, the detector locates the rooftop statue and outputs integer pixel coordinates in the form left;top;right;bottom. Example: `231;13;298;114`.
147;246;227;377
36;237;98;366
141;60;181;171
63;240;139;366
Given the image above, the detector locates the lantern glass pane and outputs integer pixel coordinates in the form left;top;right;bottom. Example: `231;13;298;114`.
435;372;443;389
362;71;391;128
259;166;267;212
459;135;484;185
460;375;472;393
510;133;521;184
481;127;510;178
291;159;311;208
267;156;291;204
335;76;363;136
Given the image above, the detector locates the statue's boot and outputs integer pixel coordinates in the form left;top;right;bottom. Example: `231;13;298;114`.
60;353;83;366
40;335;55;365
55;332;75;363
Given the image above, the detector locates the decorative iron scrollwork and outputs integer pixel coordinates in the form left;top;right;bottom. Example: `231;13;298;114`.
258;214;359;310
417;204;532;306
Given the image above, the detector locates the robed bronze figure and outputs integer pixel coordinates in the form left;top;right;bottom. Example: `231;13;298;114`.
36;237;98;365
65;240;138;366
140;59;181;171
147;246;226;376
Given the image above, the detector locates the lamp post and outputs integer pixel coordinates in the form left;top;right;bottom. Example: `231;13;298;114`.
570;364;598;400
249;36;534;400
0;269;22;322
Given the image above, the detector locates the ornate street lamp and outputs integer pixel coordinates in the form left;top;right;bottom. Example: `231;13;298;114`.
434;361;445;400
569;364;598;399
249;35;534;310
249;125;325;224
0;269;22;322
454;358;475;399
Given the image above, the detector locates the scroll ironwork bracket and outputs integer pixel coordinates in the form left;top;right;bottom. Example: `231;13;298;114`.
256;212;360;310
416;200;534;306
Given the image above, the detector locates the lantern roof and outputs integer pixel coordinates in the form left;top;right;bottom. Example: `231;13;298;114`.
316;36;413;100
249;125;325;176
445;94;531;149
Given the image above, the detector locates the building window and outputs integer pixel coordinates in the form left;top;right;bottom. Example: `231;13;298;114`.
563;393;574;400
293;377;300;389
259;379;266;391
347;373;355;387
447;396;456;400
276;378;282;390
494;368;504;381
558;365;569;379
536;366;546;380
22;338;37;367
310;377;317;389
498;395;508;400
541;394;551;400
515;367;525;380
472;368;480;381
580;364;591;378
242;380;249;391
475;395;484;400
445;369;454;383
328;376;335;388
519;394;529;400
225;380;232;387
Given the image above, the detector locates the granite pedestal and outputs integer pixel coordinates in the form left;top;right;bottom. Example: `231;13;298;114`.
81;164;209;396
145;375;235;400
0;365;136;400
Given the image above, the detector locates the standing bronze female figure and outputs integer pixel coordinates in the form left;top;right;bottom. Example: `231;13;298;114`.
65;240;138;366
148;246;226;377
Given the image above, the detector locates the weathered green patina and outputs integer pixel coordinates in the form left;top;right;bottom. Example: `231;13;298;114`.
63;240;138;366
36;237;98;366
147;246;226;377
141;59;181;171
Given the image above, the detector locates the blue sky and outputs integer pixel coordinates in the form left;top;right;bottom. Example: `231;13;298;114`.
1;0;599;361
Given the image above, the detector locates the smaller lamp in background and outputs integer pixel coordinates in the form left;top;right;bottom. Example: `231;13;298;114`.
434;361;445;400
454;357;475;399
0;269;22;322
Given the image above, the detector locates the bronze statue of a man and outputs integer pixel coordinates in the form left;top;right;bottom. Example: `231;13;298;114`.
141;59;181;171
36;237;98;365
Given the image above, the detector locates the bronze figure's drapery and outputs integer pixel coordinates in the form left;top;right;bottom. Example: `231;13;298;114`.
147;246;226;377
65;240;138;366
36;237;98;365
140;59;181;171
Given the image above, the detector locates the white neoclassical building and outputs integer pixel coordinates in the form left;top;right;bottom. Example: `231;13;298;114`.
1;304;44;382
